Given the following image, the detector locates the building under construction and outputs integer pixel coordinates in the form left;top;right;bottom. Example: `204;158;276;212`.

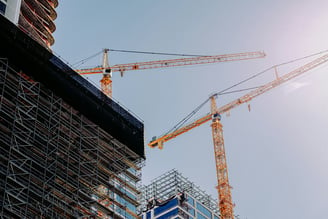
1;0;58;48
140;169;221;219
0;14;145;218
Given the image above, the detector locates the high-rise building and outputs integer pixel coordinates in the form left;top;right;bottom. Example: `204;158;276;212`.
0;14;145;219
140;170;221;219
1;0;58;48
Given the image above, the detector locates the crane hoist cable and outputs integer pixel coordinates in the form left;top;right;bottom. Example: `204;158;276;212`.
107;48;209;57
216;48;328;96
72;48;215;68
163;86;261;137
163;98;210;136
72;50;103;68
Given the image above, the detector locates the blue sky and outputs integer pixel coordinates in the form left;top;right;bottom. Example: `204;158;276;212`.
53;1;328;218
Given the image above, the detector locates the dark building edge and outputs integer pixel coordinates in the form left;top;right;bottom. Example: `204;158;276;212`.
0;15;145;158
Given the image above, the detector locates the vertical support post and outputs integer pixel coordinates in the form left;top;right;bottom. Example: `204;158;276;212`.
42;93;61;216
0;59;8;108
210;95;234;219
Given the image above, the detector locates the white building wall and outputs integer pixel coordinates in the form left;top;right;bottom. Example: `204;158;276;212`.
3;0;21;24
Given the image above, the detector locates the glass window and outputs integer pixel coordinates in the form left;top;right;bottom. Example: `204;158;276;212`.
154;198;178;216
187;196;194;207
127;167;137;175
115;205;135;219
146;211;151;219
196;202;212;218
119;172;136;185
214;215;220;219
197;212;208;219
157;208;179;219
188;208;195;216
125;189;137;200
114;194;137;213
0;2;6;15
115;183;137;200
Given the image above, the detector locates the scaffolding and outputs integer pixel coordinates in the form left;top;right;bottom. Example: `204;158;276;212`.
139;169;220;215
0;58;145;218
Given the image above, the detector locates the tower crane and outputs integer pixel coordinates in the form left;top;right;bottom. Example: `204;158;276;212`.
148;53;328;219
75;49;266;97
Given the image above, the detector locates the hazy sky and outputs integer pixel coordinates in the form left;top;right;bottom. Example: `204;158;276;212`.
53;1;328;218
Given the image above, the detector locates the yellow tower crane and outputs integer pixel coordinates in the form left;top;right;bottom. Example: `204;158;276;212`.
148;52;328;219
76;49;266;97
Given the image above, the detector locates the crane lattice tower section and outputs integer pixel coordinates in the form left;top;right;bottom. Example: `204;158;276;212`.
0;15;145;218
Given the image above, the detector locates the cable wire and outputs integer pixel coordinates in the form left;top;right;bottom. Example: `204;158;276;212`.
217;86;262;95
72;51;103;68
214;49;328;96
72;49;211;70
108;49;207;57
165;49;328;135
164;98;211;135
163;86;261;135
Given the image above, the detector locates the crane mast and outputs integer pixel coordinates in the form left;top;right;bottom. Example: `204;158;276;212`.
148;52;328;219
100;49;112;97
76;50;266;97
211;96;234;219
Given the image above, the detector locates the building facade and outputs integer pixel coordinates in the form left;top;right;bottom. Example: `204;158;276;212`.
0;15;145;218
140;170;221;219
1;0;58;48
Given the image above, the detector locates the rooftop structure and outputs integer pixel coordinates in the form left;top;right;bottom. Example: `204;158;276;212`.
0;14;144;218
140;169;221;219
1;0;58;48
